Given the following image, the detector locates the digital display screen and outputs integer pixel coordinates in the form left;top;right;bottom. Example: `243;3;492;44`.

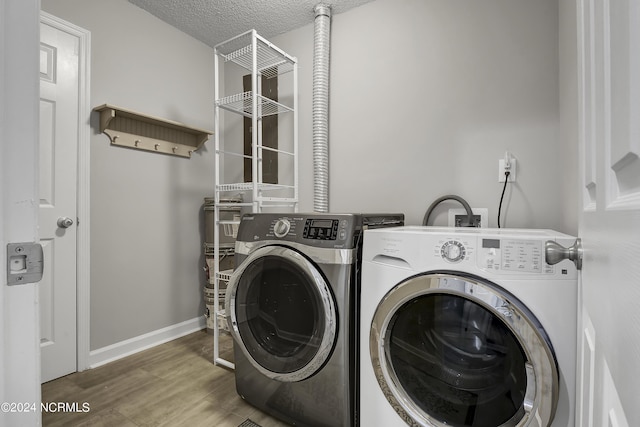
311;219;334;228
483;239;500;249
304;218;338;240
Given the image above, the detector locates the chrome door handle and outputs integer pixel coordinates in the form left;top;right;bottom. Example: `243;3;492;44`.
57;217;74;228
545;238;582;270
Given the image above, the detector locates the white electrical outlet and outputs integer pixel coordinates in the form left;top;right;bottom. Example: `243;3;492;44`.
499;158;516;182
448;208;488;228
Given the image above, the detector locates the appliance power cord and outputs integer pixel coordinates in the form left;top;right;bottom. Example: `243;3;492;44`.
497;171;511;228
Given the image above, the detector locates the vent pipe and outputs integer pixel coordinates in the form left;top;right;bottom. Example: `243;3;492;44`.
313;4;331;212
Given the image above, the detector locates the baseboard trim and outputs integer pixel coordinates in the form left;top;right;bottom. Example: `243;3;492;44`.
88;316;206;369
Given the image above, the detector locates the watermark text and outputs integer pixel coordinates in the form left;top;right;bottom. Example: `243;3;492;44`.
1;402;90;413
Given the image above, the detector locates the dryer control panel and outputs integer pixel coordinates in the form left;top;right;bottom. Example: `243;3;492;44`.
434;236;559;275
366;226;577;279
477;238;555;274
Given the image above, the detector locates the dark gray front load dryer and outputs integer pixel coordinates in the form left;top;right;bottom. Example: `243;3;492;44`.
226;213;403;427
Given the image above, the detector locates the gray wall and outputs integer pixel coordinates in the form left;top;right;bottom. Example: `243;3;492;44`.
559;0;579;230
41;0;576;351
41;0;215;350
272;0;576;232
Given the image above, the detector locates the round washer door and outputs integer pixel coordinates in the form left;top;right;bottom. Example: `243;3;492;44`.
370;272;558;427
227;245;337;382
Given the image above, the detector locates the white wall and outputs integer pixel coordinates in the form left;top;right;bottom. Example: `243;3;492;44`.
40;0;215;350
39;0;576;353
272;0;576;234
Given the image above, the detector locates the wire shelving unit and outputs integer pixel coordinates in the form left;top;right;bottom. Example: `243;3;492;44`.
212;30;298;369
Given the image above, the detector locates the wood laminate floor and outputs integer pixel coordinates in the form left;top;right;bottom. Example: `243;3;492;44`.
41;330;289;427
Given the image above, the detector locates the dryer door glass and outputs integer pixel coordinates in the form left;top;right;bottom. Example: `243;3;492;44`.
389;294;527;426
370;272;558;427
230;246;337;381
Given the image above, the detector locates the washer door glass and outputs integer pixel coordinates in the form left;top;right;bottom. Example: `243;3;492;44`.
370;272;558;427
228;245;337;382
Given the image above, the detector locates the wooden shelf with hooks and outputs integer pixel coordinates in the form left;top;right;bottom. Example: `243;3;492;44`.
94;104;212;158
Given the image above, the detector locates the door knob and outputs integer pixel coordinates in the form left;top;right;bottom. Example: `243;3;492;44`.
57;217;74;229
545;238;582;270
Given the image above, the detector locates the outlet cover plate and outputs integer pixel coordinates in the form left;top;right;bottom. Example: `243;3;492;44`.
448;208;488;228
499;159;517;182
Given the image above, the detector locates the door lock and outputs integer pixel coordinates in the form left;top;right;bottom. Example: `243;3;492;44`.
6;242;44;286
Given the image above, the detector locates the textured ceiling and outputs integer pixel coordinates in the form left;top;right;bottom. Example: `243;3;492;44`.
128;0;376;47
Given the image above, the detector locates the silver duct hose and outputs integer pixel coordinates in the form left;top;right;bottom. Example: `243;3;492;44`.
313;4;331;212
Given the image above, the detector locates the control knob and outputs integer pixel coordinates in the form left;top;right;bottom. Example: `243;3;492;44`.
441;240;465;262
273;218;291;238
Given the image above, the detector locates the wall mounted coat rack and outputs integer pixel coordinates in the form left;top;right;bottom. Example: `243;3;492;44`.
93;104;212;158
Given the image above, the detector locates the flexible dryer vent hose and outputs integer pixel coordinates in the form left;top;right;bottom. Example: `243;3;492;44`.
313;4;331;213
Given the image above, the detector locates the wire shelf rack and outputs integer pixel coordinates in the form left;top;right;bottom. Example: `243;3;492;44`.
215;30;295;78
216;182;294;193
217;92;293;117
213;29;298;370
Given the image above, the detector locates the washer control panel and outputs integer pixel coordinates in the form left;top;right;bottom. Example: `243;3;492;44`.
260;215;354;248
238;213;403;250
303;218;340;240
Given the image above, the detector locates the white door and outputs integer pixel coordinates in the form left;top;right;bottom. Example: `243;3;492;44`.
575;0;640;426
39;18;80;383
1;0;42;425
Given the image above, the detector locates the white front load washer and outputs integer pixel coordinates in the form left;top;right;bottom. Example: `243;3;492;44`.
360;227;578;427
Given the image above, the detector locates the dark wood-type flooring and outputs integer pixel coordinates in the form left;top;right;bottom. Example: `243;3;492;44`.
42;330;288;427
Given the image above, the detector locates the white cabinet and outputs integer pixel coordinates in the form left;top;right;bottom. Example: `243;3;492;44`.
212;30;298;368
